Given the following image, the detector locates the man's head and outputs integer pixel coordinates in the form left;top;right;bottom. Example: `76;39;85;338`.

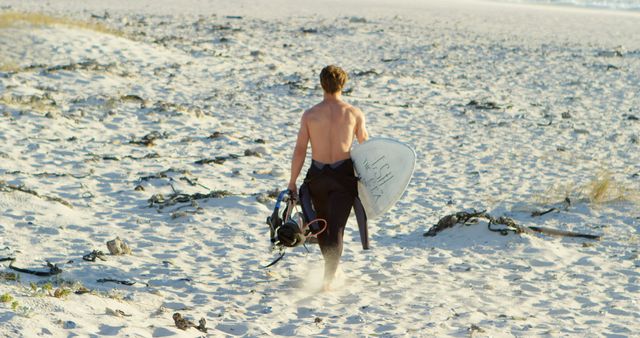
320;65;348;94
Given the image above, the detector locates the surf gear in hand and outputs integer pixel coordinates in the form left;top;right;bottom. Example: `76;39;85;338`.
264;189;327;267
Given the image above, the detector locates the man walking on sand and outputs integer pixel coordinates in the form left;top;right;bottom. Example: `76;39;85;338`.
288;65;369;290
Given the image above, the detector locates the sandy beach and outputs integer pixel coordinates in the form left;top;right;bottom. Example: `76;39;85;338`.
1;0;639;336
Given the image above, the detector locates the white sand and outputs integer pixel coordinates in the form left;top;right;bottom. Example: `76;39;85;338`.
1;0;639;336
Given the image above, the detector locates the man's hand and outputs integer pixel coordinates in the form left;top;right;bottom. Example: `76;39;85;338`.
287;182;298;200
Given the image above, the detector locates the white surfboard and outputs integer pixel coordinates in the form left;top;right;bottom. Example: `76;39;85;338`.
351;138;416;220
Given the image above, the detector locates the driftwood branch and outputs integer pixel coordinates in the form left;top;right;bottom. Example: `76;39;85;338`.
424;209;601;240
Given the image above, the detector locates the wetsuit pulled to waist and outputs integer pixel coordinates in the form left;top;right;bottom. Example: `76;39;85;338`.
311;158;351;170
306;158;356;185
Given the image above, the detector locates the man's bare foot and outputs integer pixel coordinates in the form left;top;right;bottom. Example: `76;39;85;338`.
322;280;333;292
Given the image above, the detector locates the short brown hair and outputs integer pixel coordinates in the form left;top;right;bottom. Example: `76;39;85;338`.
320;65;348;94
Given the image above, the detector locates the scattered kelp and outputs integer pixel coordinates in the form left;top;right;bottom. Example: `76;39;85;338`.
151;101;204;118
424;209;601;239
0;181;72;208
8;259;63;277
130;131;168;146
244;149;261;157
148;190;233;209
0;92;58;113
43;60;117;74
0;272;19;281
424;210;489;237
173;313;208;333
531;198;571;217
625;114;639;121
82;250;107;262
105;152;160;161
195;157;231;165
595;48;624;58
120;94;146;105
178;176;206;188
466;99;503;110
171;208;204;219
208;131;224;139
0;60;117;76
106;307;132;317
97;278;148;287
138;168;191;182
3;170;92;179
353;69;381;77
90;11;110;20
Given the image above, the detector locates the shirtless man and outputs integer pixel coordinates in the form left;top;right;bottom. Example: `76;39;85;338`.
287;65;369;290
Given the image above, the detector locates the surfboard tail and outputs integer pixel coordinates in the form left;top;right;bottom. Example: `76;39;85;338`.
354;196;369;250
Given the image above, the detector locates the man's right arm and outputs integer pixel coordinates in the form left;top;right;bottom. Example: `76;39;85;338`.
354;108;369;144
288;111;310;196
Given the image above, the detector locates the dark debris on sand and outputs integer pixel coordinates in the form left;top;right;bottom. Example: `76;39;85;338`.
173;313;208;333
129;131;168;147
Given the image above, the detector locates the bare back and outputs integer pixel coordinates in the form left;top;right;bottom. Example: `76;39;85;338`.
304;99;366;163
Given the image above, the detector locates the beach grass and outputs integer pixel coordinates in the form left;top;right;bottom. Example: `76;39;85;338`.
0;61;20;72
582;171;640;205
0;94;58;114
0;11;122;36
0;11;123;72
536;171;640;206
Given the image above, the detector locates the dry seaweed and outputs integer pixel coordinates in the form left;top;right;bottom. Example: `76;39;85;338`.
97;278;148;287
148;190;233;209
138;168;190;182
173;313;207;333
3;170;92;179
424;209;600;239
8;259;62;277
82;250;107;262
130;131;168;146
466;99;502;110
0;181;72;208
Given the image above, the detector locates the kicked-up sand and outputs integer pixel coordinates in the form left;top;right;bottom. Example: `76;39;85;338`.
0;0;639;336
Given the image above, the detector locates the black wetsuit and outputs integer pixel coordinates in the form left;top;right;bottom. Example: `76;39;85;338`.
303;158;358;271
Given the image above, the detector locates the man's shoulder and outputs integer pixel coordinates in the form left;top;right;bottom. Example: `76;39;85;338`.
304;101;329;115
346;104;363;117
303;105;320;117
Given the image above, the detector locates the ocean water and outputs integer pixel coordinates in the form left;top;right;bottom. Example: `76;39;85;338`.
495;0;640;11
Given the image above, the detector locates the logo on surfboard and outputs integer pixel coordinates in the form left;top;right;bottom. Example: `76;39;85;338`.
351;138;416;220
